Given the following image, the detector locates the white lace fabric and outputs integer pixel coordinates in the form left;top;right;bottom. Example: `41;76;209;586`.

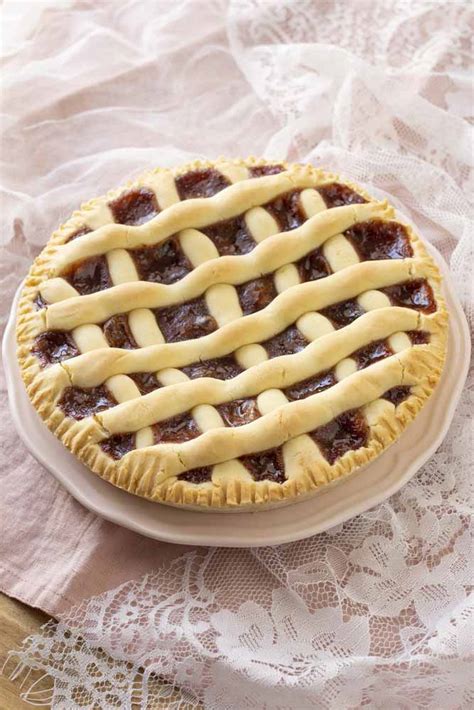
2;1;473;708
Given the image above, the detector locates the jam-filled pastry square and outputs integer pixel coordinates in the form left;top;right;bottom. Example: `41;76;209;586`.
17;158;448;511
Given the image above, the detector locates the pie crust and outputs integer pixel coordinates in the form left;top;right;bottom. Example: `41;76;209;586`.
16;158;448;511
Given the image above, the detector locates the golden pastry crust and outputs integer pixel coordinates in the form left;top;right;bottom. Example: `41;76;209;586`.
17;157;448;511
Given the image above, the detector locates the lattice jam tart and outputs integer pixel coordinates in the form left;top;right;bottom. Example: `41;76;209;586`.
17;158;448;511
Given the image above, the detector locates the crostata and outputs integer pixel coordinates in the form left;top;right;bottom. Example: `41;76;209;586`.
17;158;448;510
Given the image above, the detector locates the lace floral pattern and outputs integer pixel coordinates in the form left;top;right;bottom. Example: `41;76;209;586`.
3;0;473;708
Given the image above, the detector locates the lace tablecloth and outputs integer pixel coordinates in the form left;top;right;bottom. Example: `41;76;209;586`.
1;1;472;708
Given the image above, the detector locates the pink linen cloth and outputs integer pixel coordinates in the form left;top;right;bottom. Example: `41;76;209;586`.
1;1;473;708
0;444;191;615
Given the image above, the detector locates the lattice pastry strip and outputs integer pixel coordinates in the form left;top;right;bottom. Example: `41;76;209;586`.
46;257;427;386
40;200;391;330
116;349;434;493
16;158;448;511
85;308;421;431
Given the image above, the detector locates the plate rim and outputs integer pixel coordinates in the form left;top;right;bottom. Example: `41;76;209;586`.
2;242;470;547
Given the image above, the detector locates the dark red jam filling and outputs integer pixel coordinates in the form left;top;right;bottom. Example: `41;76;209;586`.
178;466;213;484
34;292;48;310
201;217;257;256
155;297;217;343
408;330;430;345
175;169;230;200
129;371;162;395
59;385;118;420
130;237;192;284
66;226;92;243
284;370;337;401
264;190;306;231
182;356;243;380
309;409;369;465
240;447;286;483
249;164;284;177
382;279;436;313
317;182;367;208
237;276;277;315
103;314;138;349
382;386;412;406
32;330;79;367
153;413;200;444
321;299;366;328
217;398;261;427
109;187;159;226
297;247;331;282
63;255;112;296
262;325;309;358
100;433;135;460
352;339;393;369
344;220;413;261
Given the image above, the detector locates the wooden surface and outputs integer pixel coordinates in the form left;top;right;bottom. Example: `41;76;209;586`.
0;592;52;709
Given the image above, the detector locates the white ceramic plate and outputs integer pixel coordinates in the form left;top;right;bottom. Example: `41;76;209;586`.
3;245;470;547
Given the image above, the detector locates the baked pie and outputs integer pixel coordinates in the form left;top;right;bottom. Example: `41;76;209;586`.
17;158;448;511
